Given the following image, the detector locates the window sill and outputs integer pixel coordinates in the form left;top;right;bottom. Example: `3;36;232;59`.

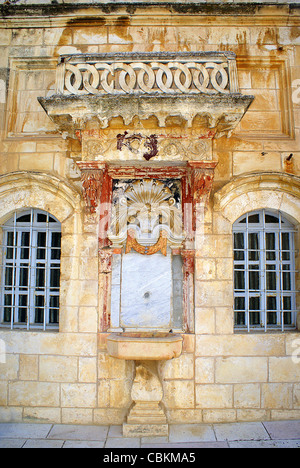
0;325;59;333
234;328;299;335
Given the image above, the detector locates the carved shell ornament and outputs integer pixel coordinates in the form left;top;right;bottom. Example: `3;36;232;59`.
108;179;184;251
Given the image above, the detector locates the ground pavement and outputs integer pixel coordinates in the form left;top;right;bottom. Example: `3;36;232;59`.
0;420;300;448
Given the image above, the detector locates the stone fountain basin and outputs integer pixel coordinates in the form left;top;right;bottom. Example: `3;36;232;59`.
107;332;183;361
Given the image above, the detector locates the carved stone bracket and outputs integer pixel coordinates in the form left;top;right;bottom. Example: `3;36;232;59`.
182;161;217;248
77;162;105;214
188;161;217;207
99;248;113;274
77;161;113;249
187;161;217;233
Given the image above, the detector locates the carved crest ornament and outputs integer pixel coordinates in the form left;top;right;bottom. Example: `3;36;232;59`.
117;131;159;161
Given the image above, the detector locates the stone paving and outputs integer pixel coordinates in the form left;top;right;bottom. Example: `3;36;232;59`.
0;420;300;448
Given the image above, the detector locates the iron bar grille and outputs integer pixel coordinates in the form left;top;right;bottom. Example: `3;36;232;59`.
233;210;297;332
0;209;61;330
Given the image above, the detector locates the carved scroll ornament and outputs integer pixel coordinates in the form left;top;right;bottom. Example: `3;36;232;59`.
125;229;168;256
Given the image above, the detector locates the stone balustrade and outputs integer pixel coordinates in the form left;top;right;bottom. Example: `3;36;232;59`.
38;51;253;138
56;52;240;97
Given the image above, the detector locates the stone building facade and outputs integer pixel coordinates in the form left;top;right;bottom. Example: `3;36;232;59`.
0;1;299;429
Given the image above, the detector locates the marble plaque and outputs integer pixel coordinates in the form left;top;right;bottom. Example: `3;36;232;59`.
120;252;172;329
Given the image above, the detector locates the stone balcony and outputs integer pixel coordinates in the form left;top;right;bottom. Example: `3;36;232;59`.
38;51;254;139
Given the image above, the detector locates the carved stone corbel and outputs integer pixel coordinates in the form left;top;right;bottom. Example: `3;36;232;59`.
81;170;103;214
76;162;106;214
188;161;217;206
187;161;217;232
193;172;214;206
99;248;113;274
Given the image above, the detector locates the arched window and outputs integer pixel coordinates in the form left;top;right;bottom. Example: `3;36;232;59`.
0;209;61;330
233;210;297;332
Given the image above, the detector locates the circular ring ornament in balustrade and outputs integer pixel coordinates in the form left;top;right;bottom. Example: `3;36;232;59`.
205;62;229;94
64;60;230;96
65;63;100;95
169;62;193;93
187;62;211;94
82;64;100;94
131;63;156;93
115;63;137;93
65;64;83;95
95;63;115;94
151;62;174;93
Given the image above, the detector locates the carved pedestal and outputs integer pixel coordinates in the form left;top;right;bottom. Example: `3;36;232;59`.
123;361;168;437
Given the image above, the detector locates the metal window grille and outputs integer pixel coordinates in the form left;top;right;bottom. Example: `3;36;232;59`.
0;209;61;330
233;210;297;332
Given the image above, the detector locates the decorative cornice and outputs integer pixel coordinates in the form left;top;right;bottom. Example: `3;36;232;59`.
0;3;298;22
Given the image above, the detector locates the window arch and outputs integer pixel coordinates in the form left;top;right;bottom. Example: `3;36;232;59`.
0;209;61;330
233;209;297;332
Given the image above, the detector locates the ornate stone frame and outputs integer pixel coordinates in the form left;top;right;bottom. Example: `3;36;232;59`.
77;160;217;334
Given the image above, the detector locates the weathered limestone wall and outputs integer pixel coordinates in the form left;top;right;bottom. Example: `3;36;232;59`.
0;3;299;424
